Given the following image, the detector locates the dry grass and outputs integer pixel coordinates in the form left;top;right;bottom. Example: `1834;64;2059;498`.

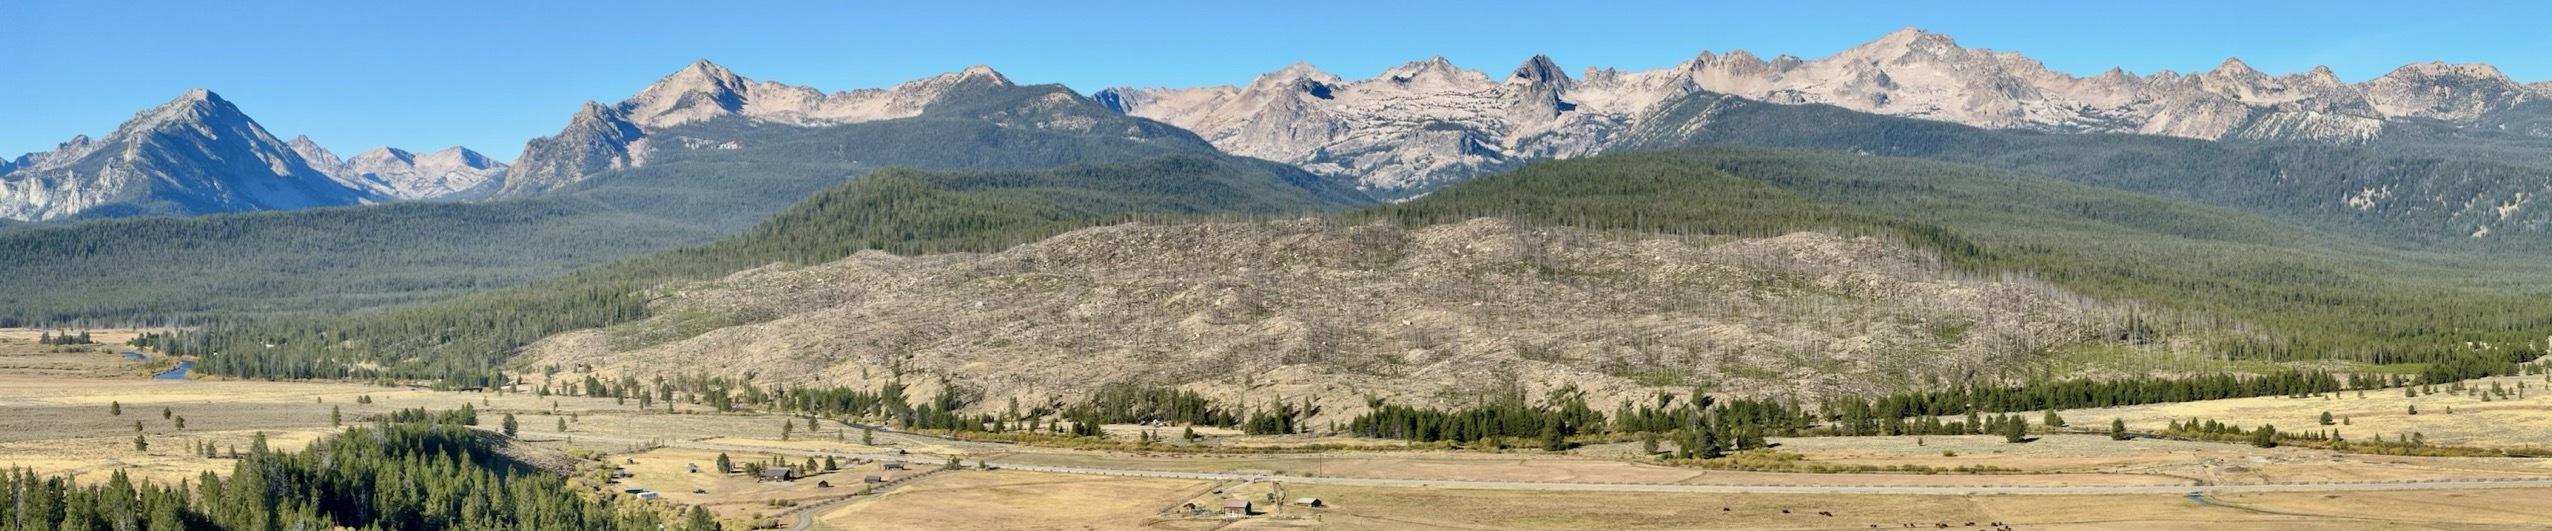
990;448;2187;487
602;446;897;523
1277;484;2552;530
810;470;1211;530
2071;374;2552;449
0;328;166;377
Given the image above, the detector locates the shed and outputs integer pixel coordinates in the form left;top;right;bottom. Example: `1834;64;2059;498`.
634;492;659;500
883;462;908;471
1294;497;1324;508
760;467;795;481
864;475;886;484
1221;499;1252;516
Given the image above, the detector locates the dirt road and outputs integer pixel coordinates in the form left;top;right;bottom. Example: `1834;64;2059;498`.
517;428;2552;496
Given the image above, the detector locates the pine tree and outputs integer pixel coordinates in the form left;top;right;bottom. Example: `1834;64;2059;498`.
502;413;519;437
111;401;121;416
2042;410;2066;428
2003;416;2030;443
782;419;794;441
862;425;875;446
2252;425;2278;448
557;417;569;432
1540;421;1567;452
2318;411;2334;425
716;453;734;474
133;434;148;452
685;505;719;531
332;405;343;427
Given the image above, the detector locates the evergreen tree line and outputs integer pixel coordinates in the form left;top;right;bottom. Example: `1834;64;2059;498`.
0;413;686;531
1345;388;1611;443
35;330;94;345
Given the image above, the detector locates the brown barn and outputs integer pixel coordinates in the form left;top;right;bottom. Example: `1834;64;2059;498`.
760;467;795;482
1221;499;1252;516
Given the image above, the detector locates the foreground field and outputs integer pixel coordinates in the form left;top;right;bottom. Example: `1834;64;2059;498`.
812;471;1215;530
2076;374;2552;449
17;371;2552;529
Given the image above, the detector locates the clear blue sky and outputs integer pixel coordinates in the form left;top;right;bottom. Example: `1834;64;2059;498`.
5;0;2548;160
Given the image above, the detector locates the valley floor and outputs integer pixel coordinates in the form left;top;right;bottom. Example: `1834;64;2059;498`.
10;344;2552;529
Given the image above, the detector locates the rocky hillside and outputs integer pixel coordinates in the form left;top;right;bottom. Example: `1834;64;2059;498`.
527;218;2104;421
1101;28;2552;195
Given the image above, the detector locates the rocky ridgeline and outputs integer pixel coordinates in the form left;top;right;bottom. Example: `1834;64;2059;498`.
1101;28;2550;196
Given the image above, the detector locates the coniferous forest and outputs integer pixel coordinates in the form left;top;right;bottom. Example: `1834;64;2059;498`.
0;413;680;531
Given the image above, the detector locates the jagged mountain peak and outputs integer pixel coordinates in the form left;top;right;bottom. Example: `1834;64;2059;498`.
2211;57;2262;77
951;64;1012;86
623;60;753;128
1382;55;1458;77
349;146;417;165
1838;27;1969;62
1251;62;1342;87
1;88;369;220
284;135;341;169
508;62;1054;196
2360;61;2528;121
2384;61;2511;80
1508;54;1572;86
1103;28;2552;196
420;146;497;168
124;88;246;135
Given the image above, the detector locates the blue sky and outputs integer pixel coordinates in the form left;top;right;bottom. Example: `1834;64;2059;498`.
4;0;2548;160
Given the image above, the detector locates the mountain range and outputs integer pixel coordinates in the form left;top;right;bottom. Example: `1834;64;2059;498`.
13;27;2552;220
1100;28;2552;194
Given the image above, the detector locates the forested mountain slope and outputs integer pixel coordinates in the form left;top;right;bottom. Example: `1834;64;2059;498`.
0;81;1364;326
521;147;2548;419
181;156;1369;383
188;146;2547;413
1486;148;2552;365
1617;91;2552;250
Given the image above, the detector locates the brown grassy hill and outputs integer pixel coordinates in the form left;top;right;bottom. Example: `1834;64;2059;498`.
527;218;2112;421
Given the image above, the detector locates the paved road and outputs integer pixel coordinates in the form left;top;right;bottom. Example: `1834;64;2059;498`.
519;429;2552;496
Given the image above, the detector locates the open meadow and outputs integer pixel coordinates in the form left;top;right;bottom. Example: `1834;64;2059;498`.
15;355;2552;529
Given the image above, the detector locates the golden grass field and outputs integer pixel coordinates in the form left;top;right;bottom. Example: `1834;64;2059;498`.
13;344;2552;529
2074;374;2552;449
811;470;1215;531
